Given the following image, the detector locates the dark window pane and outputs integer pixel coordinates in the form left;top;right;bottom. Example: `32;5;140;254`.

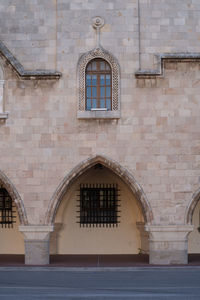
87;63;92;71
100;61;105;70
0;188;15;228
85;59;112;110
106;74;111;85
92;75;97;85
79;185;119;227
105;62;111;70
92;87;97;97
91;61;97;70
106;99;111;110
86;74;91;85
100;99;105;108
100;87;105;97
100;75;105;85
106;87;111;97
87;87;91;98
86;99;91;110
92;98;97;108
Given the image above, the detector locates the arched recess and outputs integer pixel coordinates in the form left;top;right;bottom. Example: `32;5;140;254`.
186;188;200;255
46;155;153;225
0;169;28;225
185;187;200;225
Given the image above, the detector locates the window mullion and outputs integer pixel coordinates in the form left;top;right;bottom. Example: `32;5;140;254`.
97;74;100;108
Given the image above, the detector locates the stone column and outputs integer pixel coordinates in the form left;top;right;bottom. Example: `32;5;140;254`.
49;223;62;254
19;225;54;265
145;225;193;265
136;222;149;254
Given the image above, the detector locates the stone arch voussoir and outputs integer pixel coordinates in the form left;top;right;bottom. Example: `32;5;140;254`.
0;170;28;225
45;155;153;225
185;187;200;224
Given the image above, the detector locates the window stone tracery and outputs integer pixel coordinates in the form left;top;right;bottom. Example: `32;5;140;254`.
77;47;120;119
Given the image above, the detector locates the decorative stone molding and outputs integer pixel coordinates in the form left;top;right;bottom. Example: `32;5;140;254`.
92;16;105;29
145;225;193;264
135;53;200;78
0;64;8;120
0;169;28;225
77;47;120;119
0;40;61;80
19;225;54;240
185;187;200;224
19;225;54;265
46;154;153;225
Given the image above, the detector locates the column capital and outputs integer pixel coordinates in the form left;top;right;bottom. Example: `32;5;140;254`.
19;225;54;240
145;225;194;241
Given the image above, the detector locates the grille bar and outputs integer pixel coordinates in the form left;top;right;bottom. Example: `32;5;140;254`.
78;183;120;228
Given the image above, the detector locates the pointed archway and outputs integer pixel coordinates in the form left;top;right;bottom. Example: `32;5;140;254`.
185;187;200;264
0;169;28;225
45;155;153;225
185;187;200;225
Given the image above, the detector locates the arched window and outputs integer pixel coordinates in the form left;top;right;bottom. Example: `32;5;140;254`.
78;47;120;119
86;59;112;111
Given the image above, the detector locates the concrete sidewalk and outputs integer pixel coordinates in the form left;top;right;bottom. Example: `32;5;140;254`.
0;254;200;267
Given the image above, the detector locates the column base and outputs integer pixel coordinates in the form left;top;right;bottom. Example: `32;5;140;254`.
19;225;54;265
25;240;50;265
145;225;193;265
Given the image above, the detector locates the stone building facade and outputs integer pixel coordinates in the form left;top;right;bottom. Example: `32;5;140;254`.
0;0;200;265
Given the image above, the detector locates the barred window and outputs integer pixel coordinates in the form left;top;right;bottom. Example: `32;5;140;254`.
0;188;15;228
78;184;120;227
86;59;112;111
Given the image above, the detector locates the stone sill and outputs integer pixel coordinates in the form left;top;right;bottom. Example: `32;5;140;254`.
77;110;120;119
0;112;9;119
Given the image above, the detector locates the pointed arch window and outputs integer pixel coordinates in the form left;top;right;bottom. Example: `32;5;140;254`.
86;59;112;111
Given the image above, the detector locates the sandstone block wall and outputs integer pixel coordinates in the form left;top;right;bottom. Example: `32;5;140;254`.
0;0;199;256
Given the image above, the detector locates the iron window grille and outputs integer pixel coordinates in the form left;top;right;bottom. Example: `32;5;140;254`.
85;58;112;110
77;184;120;227
0;188;16;228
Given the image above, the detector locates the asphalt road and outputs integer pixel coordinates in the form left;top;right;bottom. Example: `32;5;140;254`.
0;267;200;299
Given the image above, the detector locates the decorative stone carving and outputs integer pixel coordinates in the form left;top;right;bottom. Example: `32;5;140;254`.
92;16;105;29
77;47;120;115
